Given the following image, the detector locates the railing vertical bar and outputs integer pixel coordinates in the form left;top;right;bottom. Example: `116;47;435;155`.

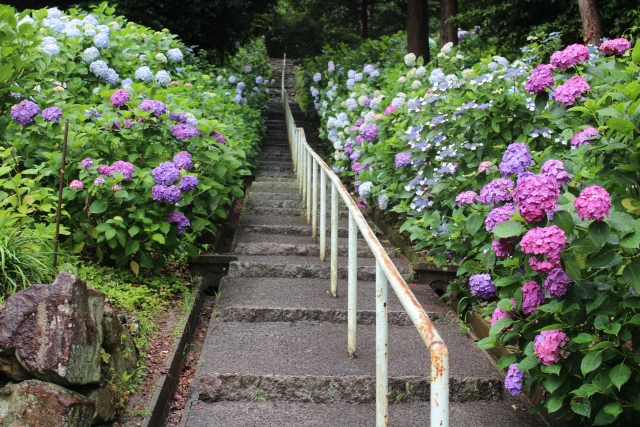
431;348;450;427
312;158;319;241
319;170;327;261
376;260;389;427
347;210;358;358
300;130;306;197
306;151;312;224
330;182;338;297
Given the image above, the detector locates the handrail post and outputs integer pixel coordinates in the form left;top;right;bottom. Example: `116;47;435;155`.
431;344;450;427
319;170;327;260
347;210;358;358
330;182;338;297
376;261;389;427
306;151;312;224
312;158;319;241
281;53;286;99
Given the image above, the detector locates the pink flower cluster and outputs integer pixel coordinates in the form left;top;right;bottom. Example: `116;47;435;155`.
525;64;554;94
98;160;135;181
384;105;399;115
520;226;567;273
490;299;515;326
478;161;492;173
480;179;514;205
550;44;589;69
455;191;479;206
553;76;590;106
571;127;599;147
573;185;611;221
540;159;570;187
492;237;515;258
534;329;569;365
485;203;515;232
521;281;544;314
599;38;632;56
110;89;130;107
513;175;560;222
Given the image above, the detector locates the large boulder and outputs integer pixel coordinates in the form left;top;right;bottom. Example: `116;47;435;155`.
0;380;96;427
0;271;104;386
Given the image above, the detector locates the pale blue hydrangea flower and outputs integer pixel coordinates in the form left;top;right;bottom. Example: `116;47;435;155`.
62;24;81;38
354;73;363;82
83;47;99;63
348;70;356;79
92;87;100;94
252;87;260;93
488;62;499;71
47;7;63;18
347;79;355;89
415;66;426;78
134;66;153;82
43;18;64;33
369;69;380;79
41;36;57;46
90;60;109;78
104;68;119;84
237;82;246;91
310;87;318;97
84;25;96;37
428;68;446;84
155;70;171;86
346;98;357;111
82;15;98;25
167;48;183;62
43;43;60;56
94;33;109;48
378;194;389;210
363;64;374;74
328;61;335;72
229;76;237;84
96;24;110;34
359;182;373;199
337;112;348;122
122;78;133;88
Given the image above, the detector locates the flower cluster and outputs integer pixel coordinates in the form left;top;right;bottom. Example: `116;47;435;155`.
504;364;524;396
525;64;554;94
360;124;378;142
469;274;496;300
11;100;40;125
171;124;200;140
152;162;181;185
499;143;532;177
492;237;515;258
151;185;181;203
544;267;572;297
69;180;84;189
534;330;569;365
99;160;135;181
179;175;199;192
167;48;183;62
540;160;570;187
553;76;590;106
166;211;190;234
513;174;560;222
81;158;94;169
135;66;153;82
110;89;130;107
570;127;599;147
599;38;632;56
521;281;544;314
358;181;373;199
478;161;492;173
455;191;479;206
139;100;167;116
550;44;589;69
573;185;611;221
395;152;412;168
173;151;193;170
479;179;514;205
520;225;566;272
485;204;515;232
42;106;63;122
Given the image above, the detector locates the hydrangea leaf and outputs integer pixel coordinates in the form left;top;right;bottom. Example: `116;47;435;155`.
90;198;108;214
571;236;597;255
621;261;640;291
571;399;591;418
586;244;617;268
492;220;524;238
588;221;611;247
581;350;602;376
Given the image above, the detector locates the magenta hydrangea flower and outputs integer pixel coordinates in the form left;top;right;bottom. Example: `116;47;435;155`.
478;161;492;173
469;274;496;300
574;185;611;221
520;225;566;270
360;124;378;142
110;161;135;181
151;184;181;203
94;177;105;185
499;143;532;177
550;44;590;69
69;180;84;189
169;113;187;123
166;210;191;234
505;363;524;396
491;300;515;326
139;99;167;116
179;175;199;192
513;175;560;222
544;267;572;297
357;196;367;209
492;237;515;258
525;64;554;94
152;162;180;185
171;124;200;140
110;89;130;107
173;151;193;170
42;106;63;122
540;159;570;187
80;158;93;169
521;281;544;314
395;152;412;168
485;203;515;232
11;100;40;125
599;38;632;56
571;127;599;147
553;76;590;106
385;105;399;115
455;191;479;207
352;162;366;173
479;179;514;205
534;330;569;365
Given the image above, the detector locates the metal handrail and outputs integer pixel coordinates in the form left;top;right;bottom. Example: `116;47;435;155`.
279;59;450;427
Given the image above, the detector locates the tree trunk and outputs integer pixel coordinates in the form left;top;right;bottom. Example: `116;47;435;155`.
360;0;368;39
407;0;430;64
578;0;602;46
367;1;374;38
439;0;457;48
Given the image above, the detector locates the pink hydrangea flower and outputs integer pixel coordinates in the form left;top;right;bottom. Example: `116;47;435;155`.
478;161;493;173
480;179;514;205
550;44;590;69
534;330;569;365
69;180;84;189
571;127;599;147
573;185;611;221
384;105;399;115
525;64;554;94
599;38;632;56
491;299;515;326
521;225;567;271
521;281;544;314
513;174;560;222
485;203;515;232
110;89;130;107
553;76;590;106
544;267;572;297
455;191;479;206
492;237;516;258
540;159;570;187
529;257;557;274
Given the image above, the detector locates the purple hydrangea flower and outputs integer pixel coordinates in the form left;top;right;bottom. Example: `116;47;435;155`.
512;174;560;222
11;100;40;125
110;89;130;107
171;124;200;140
69;180;84;189
505;364;524;396
491;300;515;326
350;150;360;161
395;152;412;168
213;131;227;144
151;184;181;203
485;203;515;232
351;162;366;173
112;161;135;180
179;175;199;192
355;118;364;127
521;281;544;314
81;158;93;169
571;127;599;147
94;177;105;185
455;191;479;206
469;274;496;300
166;210;190;234
520;225;566;267
42;106;63;122
478;161;492;173
173;151;193;170
573;185;611;221
525;64;554;94
550;44;590;69
139;99;167;116
540;159;570;187
479;179;514;205
544;267;572;297
492;238;515;258
534;330;569;365
360;124;378;142
553;76;590;106
499;143;532;177
152;162;181;185
244;65;252;73
599;38;632;56
169;113;187;123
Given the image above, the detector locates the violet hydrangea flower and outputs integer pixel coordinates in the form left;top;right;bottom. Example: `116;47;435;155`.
171;124;200;140
11;100;40;125
360;124;378;142
94;177;105;185
152;162;180;185
213;131;227;144
521;281;544;314
455;191;479;206
69;180;84;189
485;203;515;232
166;211;190;234
469;274;496;300
599;38;632;56
169;113;187;123
550;44;590;69
540;159;570;187
139;99;167;116
385;105;399;115
499;143;532;177
504;364;524;396
110;89;130;107
80;158;94;169
313;73;321;82
513;174;560;222
553;76;590;106
179;175;199;192
395;152;412;168
42;106;63;122
354;118;364;127
573;185;611;221
571;127;599;147
352;162;366;173
151;185;181;203
479;179;514;205
534;330;569;365
525;64;554;94
544;267;572;297
173;151;193;170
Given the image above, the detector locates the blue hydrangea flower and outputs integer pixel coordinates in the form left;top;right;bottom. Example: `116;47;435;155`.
429;69;446;85
84;26;96;37
313;73;321;82
229;76;237;84
134;66;153;82
41;36;57;46
378;194;389;210
43;18;64;33
369;69;380;79
42;43;60;56
47;7;63;18
167;48;183;62
346;79;355;89
237;82;246;91
94;33;109;48
346;98;357;111
82;14;98;25
122;78;133;88
104;68;119;85
89;60;109;78
62;24;81;38
81;47;99;64
363;64;374;74
354;73;363;82
155;70;171;86
348;70;356;79
96;24;110;34
358;182;373;199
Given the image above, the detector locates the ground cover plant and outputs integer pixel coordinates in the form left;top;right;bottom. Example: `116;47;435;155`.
298;33;640;425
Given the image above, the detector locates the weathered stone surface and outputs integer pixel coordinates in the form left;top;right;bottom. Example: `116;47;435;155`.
0;380;96;426
198;373;502;403
0;271;104;386
82;385;119;425
0;354;32;381
234;242;394;258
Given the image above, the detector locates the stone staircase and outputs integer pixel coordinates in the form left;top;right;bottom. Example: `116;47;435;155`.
180;59;545;426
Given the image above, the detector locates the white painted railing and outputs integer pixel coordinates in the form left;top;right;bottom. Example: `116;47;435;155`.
280;56;450;427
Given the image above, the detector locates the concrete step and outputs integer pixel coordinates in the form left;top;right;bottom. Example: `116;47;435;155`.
233;241;396;258
243;206;349;219
251;177;297;184
184;400;544;427
244;198;344;211
237;220;350;238
255;165;294;173
246;190;302;200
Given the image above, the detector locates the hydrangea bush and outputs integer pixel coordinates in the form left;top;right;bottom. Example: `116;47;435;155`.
298;31;640;425
1;3;271;272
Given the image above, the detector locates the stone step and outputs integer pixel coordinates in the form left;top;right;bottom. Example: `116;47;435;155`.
256;151;291;159
244;198;343;211
234;232;389;250
243;206;349;218
246;183;299;193
246;190;302;200
237;220;350;238
255;165;294;173
184;400;544;427
233;242;396;258
251;177;297;184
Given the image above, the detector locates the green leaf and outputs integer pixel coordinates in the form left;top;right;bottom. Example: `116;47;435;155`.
546;393;564;413
574;281;596;299
130;260;139;275
572;333;595;344
535;93;548;111
607;212;636;233
476;336;496;350
551;210;574;236
620;231;640;249
581;351;602;376
90;199;108;214
633;40;640;63
622;261;640;291
610;362;631;390
571;236;597;255
572;383;598;397
517;356;539;371
497;354;517;369
481;250;496;269
492;220;524;238
462;260;482;274
139;252;153;268
544;375;565;393
104;228;116;241
562;251;582;281
489;317;514;335
586;244;617;268
466;214;483;235
603;402;623;417
128;226;140;237
151;233;165;244
125;240;139;256
571;399;591;417
589;221;610;247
